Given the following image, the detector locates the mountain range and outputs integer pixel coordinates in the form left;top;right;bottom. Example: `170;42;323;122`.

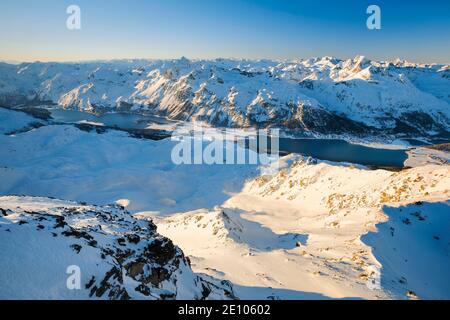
0;56;449;137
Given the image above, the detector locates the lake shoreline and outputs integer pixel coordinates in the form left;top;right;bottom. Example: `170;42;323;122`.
4;105;450;169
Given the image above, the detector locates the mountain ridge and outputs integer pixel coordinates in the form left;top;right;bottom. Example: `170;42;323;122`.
0;195;236;300
0;56;449;137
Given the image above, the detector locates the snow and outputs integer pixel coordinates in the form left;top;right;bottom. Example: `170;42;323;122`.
363;201;450;299
0;56;448;133
0;91;449;300
0;196;235;300
0;107;41;134
405;147;450;167
0;123;260;214
152;155;450;299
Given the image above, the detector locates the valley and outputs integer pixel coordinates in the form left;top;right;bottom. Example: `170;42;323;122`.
0;56;449;300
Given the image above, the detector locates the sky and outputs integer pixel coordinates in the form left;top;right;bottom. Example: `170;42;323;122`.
0;0;449;63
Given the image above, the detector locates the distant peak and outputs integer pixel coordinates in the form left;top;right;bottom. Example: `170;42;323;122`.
179;56;190;63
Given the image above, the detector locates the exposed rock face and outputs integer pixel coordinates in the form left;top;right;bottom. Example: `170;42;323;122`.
0;196;236;300
0;56;448;137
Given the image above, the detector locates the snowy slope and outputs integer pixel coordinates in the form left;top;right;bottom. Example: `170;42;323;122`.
154;156;450;300
0;109;449;300
363;201;450;300
0;107;43;134
0;56;448;136
0;196;235;300
0;119;259;214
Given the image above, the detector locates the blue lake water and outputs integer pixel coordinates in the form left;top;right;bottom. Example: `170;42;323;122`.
278;138;408;168
49;108;173;129
48;108;409;168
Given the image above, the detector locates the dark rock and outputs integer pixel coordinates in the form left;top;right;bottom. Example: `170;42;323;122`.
135;284;151;296
62;227;94;241
146;267;170;286
85;276;96;289
125;260;146;278
70;244;82;254
144;238;176;265
53;216;67;228
125;234;140;244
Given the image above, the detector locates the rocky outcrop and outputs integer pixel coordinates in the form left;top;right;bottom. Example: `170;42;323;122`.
0;196;236;300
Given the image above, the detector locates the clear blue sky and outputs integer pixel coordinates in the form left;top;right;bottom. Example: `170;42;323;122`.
0;0;449;63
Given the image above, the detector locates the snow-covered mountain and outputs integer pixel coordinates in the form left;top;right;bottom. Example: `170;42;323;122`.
0;56;449;136
0;106;449;300
0;196;235;300
154;155;450;300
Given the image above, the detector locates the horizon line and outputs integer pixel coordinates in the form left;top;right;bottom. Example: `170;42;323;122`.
1;55;449;66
